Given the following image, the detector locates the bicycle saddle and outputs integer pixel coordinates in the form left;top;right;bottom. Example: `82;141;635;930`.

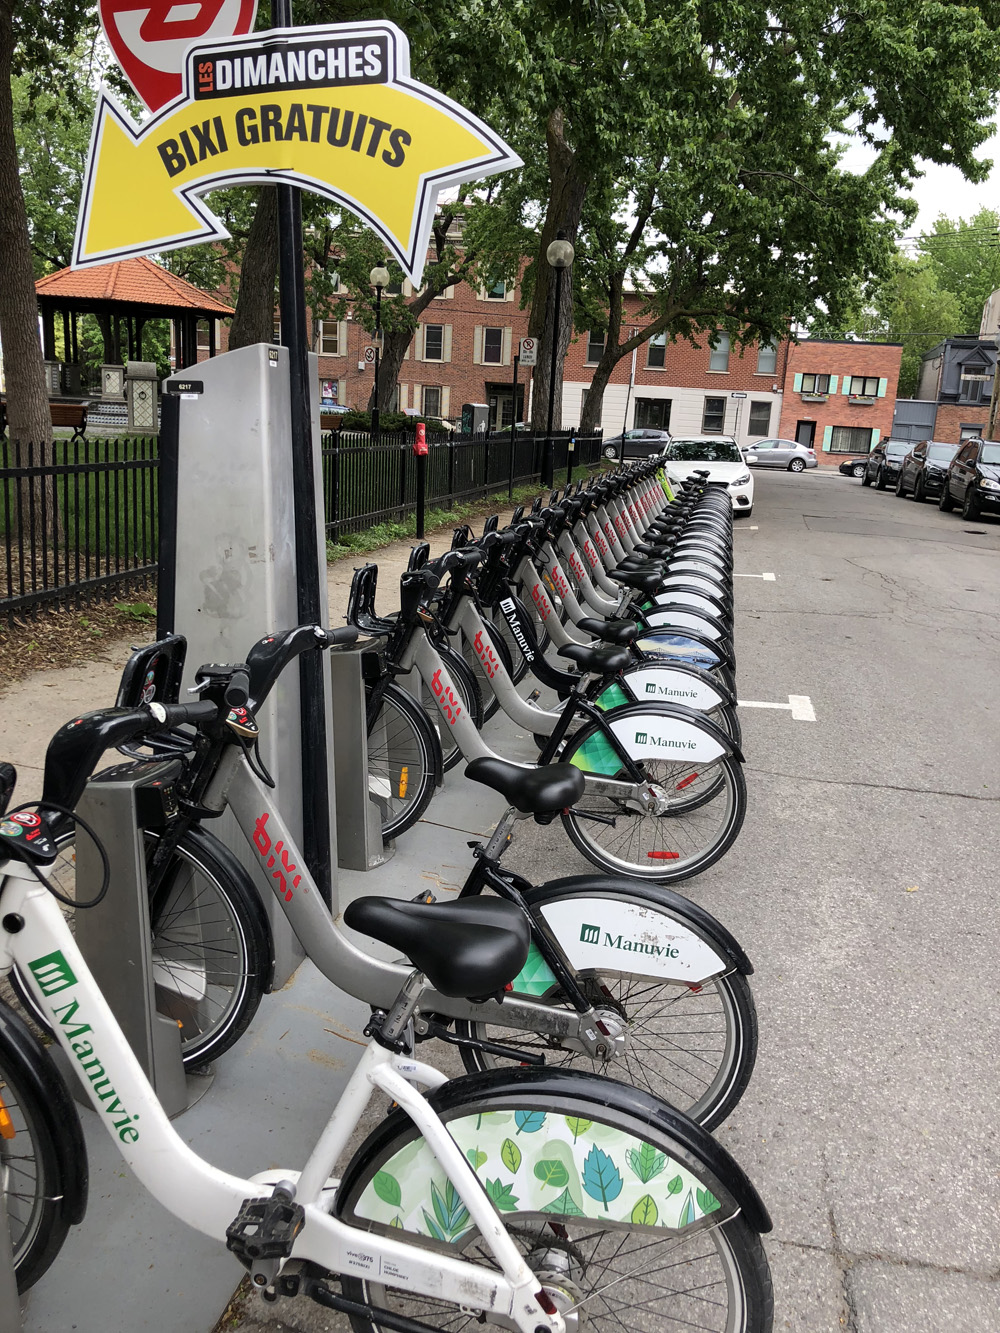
609;569;664;594
464;756;585;814
558;642;632;676
343;896;530;998
575;616;638;645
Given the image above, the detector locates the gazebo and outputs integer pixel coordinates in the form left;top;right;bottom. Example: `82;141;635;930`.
34;257;235;398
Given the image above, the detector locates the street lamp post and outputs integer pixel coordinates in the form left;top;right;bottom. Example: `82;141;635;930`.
369;264;389;442
542;232;574;488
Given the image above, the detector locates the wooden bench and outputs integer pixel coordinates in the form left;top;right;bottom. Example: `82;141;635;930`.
48;401;89;438
0;399;89;439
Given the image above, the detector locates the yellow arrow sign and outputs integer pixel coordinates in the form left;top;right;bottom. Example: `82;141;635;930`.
73;21;521;282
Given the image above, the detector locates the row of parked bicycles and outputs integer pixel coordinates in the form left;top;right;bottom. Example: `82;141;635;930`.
0;456;775;1331
848;434;1000;521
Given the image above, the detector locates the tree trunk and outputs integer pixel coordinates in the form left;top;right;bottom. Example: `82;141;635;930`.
228;186;279;350
0;2;51;450
528;108;588;432
373;328;411;413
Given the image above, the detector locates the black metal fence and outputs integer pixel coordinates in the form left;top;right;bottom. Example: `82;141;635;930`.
1;426;604;622
323;428;604;540
1;436;159;624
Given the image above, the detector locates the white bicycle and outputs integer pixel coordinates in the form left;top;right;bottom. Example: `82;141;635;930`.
0;753;773;1331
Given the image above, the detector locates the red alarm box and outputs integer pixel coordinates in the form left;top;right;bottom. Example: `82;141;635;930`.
413;423;428;456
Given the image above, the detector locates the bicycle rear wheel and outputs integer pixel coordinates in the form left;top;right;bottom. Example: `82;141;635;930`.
338;1072;773;1333
366;680;441;839
10;826;270;1069
0;1001;86;1290
560;722;746;882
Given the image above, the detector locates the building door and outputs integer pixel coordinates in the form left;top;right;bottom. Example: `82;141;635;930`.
487;383;524;430
795;420;816;447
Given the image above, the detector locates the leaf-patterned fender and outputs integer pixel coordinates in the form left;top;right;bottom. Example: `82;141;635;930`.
334;1068;771;1238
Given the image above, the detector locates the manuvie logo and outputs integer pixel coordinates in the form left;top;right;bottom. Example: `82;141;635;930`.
634;731;648;745
579;923;600;944
29;950;78;997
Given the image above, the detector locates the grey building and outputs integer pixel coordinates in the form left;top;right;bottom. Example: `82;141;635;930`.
893;336;997;443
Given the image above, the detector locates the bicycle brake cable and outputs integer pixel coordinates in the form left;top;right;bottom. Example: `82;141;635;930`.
240;735;276;788
4;801;111;909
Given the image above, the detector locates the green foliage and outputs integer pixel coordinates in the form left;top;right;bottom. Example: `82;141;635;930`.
918;209;1000;335
337;411;450;434
114;602;156;621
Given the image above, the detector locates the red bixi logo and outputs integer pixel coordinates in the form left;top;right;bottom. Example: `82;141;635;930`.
472;629;499;678
253;812;303;901
431;668;463;726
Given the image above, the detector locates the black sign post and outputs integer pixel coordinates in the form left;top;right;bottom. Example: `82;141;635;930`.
272;0;332;908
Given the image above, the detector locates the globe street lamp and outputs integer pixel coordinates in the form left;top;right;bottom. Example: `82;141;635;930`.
543;232;575;488
369;264;390;442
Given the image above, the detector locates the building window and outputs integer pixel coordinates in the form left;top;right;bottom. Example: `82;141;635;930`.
959;375;989;404
272;318;281;344
423;324;444;360
586;330;606;364
830;425;873;453
483;328;504;364
800;373;830;394
756;341;777;375
647;333;666;369
486;280;507;300
702;397;726;432
748;401;771;435
634;397;671;429
196;320;218;350
960;423;985;439
708;333;730;372
849;375;880;397
386;278;403;295
317;319;339;355
422;386;442;417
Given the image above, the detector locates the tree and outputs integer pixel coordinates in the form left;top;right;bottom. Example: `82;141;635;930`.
0;1;94;447
919;209;1000;335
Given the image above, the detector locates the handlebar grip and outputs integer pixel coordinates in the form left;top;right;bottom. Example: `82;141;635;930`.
148;701;219;728
224;668;251;707
321;626;361;648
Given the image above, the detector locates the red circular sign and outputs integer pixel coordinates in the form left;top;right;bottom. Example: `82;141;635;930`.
99;1;259;112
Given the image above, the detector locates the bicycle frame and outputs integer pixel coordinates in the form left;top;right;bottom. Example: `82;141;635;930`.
0;860;565;1332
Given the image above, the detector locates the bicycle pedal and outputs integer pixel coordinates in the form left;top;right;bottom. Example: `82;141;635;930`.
411;890;437;904
526;689;541;703
226;1188;305;1267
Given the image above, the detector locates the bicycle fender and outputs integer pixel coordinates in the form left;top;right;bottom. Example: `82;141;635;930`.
524;875;753;976
598;700;744;763
613;662;736;710
0;999;89;1226
336;1066;771;1235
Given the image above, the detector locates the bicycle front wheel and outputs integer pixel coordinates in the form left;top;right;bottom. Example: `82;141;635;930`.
366;681;441;840
1;1002;86;1290
10;826;270;1070
560;724;746;881
338;1071;773;1333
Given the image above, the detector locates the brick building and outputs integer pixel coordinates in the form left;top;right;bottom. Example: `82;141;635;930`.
776;339;902;461
563;296;789;447
902;336;998;444
307;275;531;429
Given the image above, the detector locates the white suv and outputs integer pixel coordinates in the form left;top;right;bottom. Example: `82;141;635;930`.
661;436;755;517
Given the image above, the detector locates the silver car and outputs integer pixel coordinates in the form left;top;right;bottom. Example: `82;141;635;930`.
744;438;818;471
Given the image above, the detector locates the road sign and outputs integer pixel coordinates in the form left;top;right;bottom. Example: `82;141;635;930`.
730;391;748;399
73;20;522;283
364;346;377;363
98;0;259;113
519;337;537;367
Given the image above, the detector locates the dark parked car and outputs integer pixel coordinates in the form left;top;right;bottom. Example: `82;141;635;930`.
602;428;671;461
938;437;1000;519
894;440;959;501
861;438;910;490
839;456;868;478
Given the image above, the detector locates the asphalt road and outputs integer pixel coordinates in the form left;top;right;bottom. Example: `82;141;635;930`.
226;466;1000;1331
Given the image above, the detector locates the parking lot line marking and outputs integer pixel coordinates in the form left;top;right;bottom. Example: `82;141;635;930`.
738;695;817;722
734;572;776;580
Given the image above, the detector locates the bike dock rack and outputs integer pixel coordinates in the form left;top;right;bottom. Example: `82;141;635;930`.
329;645;394;872
52;761;212;1119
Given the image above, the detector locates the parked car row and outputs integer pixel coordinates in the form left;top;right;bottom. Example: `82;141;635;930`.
843;435;1000;520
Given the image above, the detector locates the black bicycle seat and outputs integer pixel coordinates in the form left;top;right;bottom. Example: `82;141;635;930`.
610;569;663;594
343;896;530;998
464;756;585;814
576;617;638;645
558;642;632;675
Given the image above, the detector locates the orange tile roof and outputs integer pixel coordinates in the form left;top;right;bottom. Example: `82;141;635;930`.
36;257;234;315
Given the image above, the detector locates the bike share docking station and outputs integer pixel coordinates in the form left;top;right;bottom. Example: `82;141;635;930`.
51;345;390;1127
157;344;390;981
